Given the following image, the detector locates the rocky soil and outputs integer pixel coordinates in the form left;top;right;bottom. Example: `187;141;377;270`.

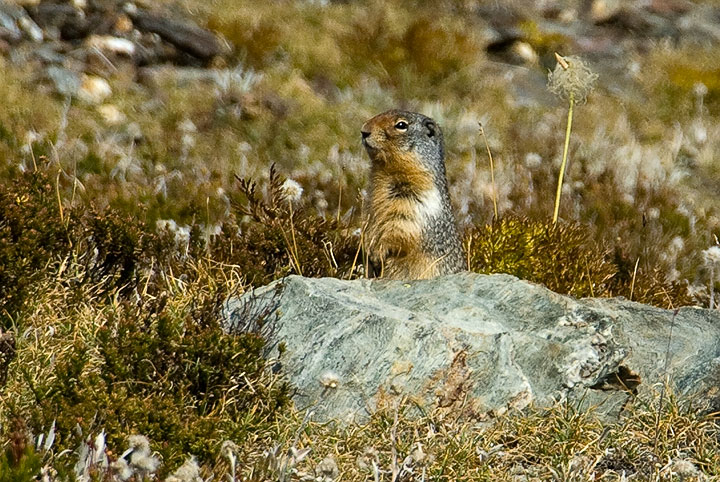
2;0;720;107
0;0;227;104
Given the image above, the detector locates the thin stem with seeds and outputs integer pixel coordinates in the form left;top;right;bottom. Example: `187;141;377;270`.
553;91;575;224
710;264;715;309
479;123;498;220
630;257;640;301
55;170;65;226
285;201;303;276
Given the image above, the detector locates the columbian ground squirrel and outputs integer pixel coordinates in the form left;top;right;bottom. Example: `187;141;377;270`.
361;109;465;279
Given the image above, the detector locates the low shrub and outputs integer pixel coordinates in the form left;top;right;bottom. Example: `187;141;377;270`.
213;165;361;286
467;217;693;308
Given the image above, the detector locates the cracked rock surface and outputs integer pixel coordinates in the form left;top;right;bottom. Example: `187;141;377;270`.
224;273;720;423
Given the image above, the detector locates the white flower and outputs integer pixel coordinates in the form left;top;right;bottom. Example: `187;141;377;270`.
703;246;720;265
165;456;202;482
320;371;340;389
121;435;160;476
111;458;134;481
314;455;339;480
281;179;303;203
524;152;542;169
548;54;598;104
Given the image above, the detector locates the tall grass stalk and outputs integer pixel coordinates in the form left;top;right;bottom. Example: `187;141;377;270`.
553;91;574;224
630;257;640;301
283;201;303;276
478;123;498;220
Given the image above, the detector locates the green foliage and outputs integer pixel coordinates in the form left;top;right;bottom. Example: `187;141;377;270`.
0;172;71;320
467;217;693;307
468;218;615;298
0;169;290;475
0;171;162;322
208;1;483;94
0;419;42;482
27;295;289;473
0;445;42;482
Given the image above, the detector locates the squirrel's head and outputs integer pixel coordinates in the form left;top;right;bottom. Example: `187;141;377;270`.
361;110;445;173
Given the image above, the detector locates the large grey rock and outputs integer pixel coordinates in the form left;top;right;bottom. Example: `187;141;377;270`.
224;273;720;423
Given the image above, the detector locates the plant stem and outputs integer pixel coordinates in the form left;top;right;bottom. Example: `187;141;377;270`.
553;91;575;224
710;264;715;309
287;201;302;276
479;123;498;220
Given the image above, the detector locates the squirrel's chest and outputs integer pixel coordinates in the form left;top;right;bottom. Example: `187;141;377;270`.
370;179;443;226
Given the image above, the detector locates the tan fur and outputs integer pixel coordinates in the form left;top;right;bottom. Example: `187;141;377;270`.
362;112;444;279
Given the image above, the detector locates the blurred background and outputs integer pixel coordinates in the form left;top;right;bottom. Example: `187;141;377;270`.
2;0;720;293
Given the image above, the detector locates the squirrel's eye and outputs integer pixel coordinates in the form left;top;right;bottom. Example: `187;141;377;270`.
394;121;408;131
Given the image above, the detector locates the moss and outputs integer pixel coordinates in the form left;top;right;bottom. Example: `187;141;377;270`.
468;217;616;298
467;217;693;307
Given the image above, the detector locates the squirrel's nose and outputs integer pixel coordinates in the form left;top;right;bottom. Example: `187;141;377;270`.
361;130;370;140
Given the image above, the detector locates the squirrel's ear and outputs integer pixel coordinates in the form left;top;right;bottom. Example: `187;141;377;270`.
423;120;437;138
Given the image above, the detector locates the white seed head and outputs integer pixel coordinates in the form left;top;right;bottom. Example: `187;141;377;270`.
693;82;708;98
281;178;303;203
178;119;197;133
24;130;41;145
524;152;543;168
548;55;598;104
124;435;160;475
320;371;340;389
671;458;701;478
97;104;126;125
127;435;151;453
314;455;339;480
165;456;202;482
111;458;134;481
131;451;160;473
221;440;239;458
356;447;379;471
156;219;178;232
703;246;720;265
